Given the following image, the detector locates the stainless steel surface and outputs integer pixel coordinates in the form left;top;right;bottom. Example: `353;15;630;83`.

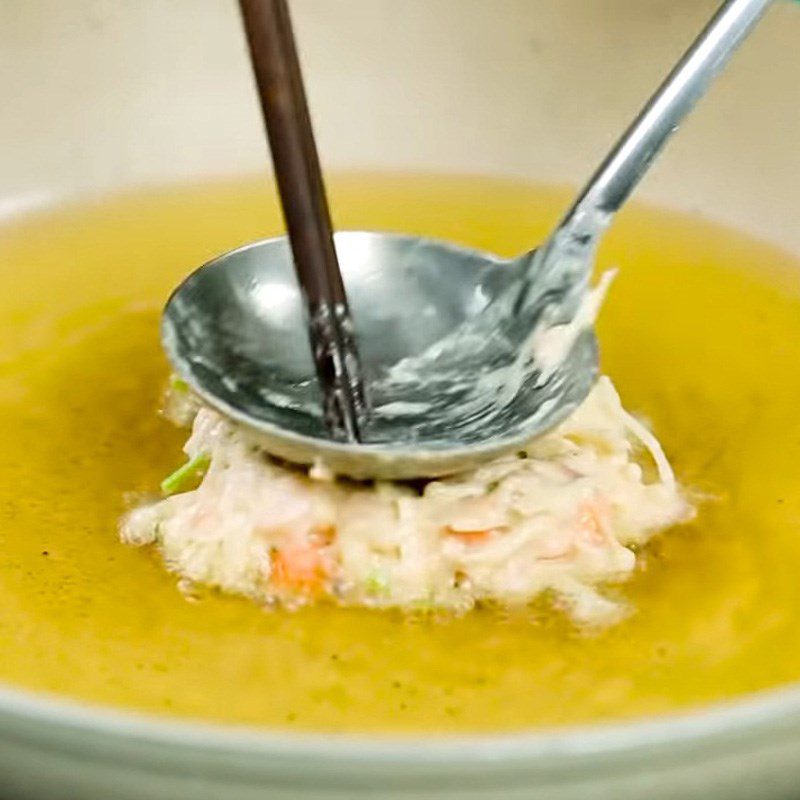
165;0;771;480
163;231;597;479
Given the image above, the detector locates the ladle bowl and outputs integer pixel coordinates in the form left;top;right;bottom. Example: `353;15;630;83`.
163;231;598;479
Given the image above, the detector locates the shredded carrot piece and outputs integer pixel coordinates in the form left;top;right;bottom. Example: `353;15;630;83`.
576;499;610;546
443;526;494;544
271;542;328;594
311;524;336;546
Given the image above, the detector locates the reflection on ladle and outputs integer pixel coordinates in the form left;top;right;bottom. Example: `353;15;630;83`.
163;0;774;479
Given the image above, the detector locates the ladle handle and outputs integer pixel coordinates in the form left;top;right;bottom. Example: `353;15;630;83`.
559;0;772;240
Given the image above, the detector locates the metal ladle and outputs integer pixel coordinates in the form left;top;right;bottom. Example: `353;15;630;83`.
163;0;773;480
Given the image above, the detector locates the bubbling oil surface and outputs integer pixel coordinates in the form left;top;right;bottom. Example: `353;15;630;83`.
1;174;800;733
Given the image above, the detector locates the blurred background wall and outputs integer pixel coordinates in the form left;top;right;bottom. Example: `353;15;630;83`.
1;0;798;248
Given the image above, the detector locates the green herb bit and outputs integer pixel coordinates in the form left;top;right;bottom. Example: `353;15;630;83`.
169;376;190;394
160;453;211;496
365;571;391;597
408;593;437;611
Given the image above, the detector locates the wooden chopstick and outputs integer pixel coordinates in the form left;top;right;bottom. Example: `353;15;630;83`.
238;0;367;441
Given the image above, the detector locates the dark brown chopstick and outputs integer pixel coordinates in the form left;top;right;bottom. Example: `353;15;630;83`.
238;0;367;442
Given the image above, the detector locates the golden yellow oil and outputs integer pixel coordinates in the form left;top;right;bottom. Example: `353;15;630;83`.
1;174;800;733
